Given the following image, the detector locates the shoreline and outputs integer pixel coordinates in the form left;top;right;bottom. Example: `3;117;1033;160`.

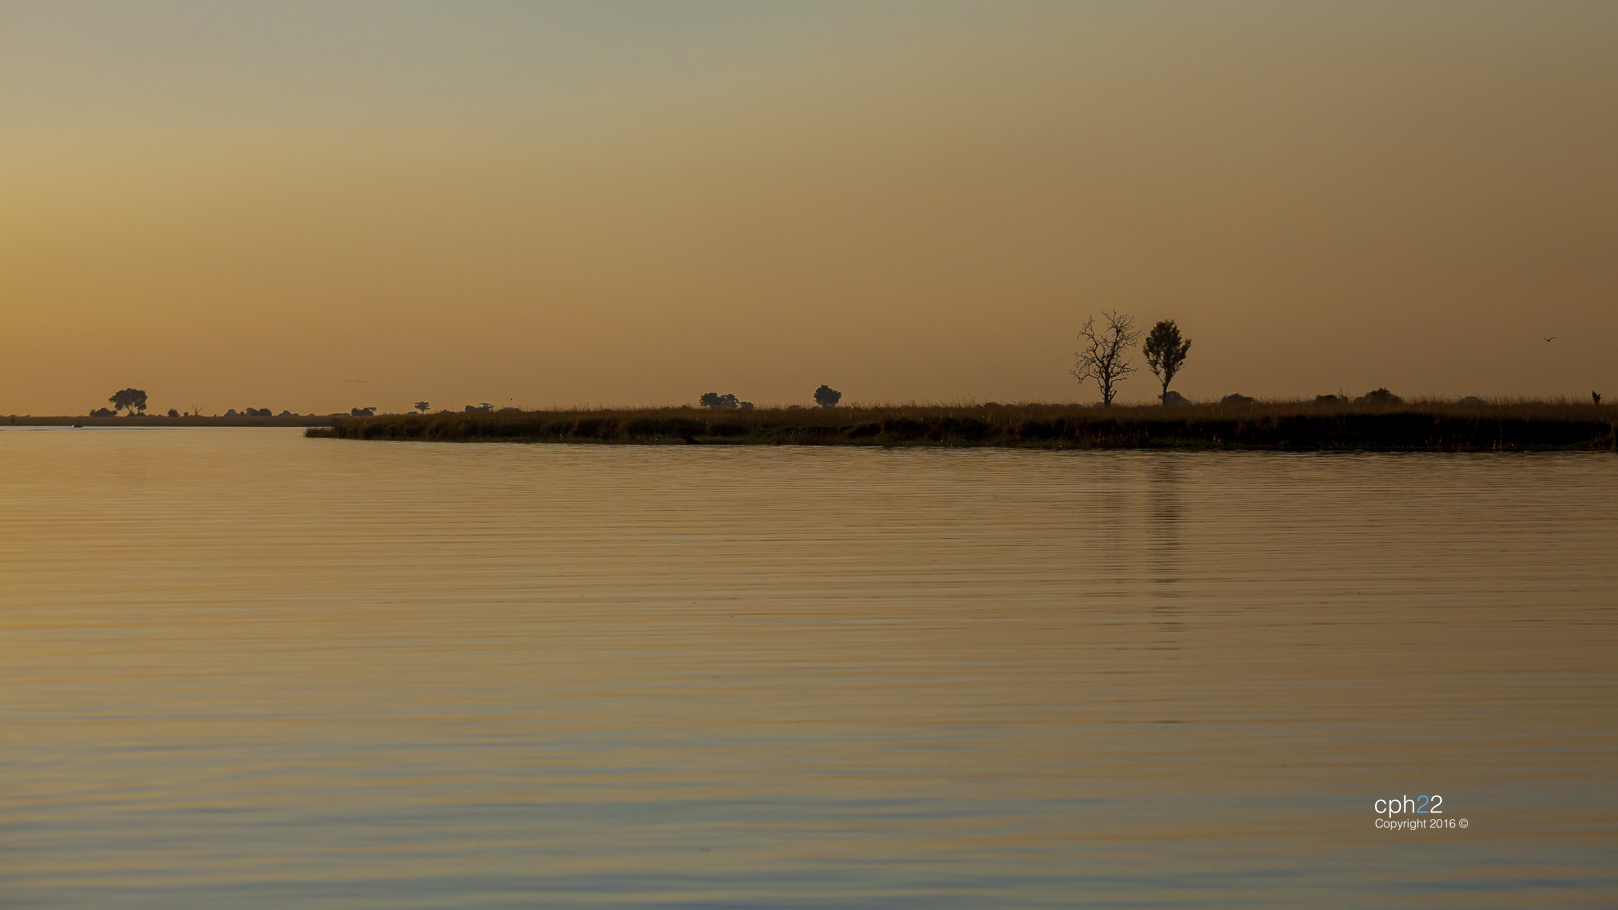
306;403;1617;452
5;415;333;428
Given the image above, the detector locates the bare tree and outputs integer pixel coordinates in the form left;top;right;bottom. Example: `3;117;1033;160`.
1142;320;1192;402
1071;311;1140;406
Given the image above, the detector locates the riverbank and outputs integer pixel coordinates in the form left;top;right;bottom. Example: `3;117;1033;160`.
308;401;1617;451
6;415;331;428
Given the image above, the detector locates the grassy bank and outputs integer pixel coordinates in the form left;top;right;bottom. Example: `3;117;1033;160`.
308;400;1617;451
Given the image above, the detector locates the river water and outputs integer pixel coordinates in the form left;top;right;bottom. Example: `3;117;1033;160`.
1;428;1613;908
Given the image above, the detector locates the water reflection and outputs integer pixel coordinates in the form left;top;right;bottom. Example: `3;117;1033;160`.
1147;456;1184;594
0;431;1613;909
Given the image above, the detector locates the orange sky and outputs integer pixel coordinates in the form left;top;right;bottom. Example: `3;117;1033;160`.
2;2;1615;414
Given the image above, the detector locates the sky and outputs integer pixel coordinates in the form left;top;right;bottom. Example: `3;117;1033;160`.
2;1;1615;414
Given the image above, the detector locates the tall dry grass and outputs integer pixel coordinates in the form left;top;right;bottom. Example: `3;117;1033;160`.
310;398;1616;450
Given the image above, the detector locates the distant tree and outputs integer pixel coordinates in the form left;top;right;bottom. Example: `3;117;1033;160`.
1360;388;1402;404
814;385;842;408
1159;390;1187;405
108;388;148;416
1071;311;1139;406
1315;394;1346;404
699;392;740;410
415;401;430;414
167;409;180;417
1142;320;1192;403
464;403;493;413
1221;393;1254;405
225;409;239;416
739;401;755;410
90;407;115;417
350;406;376;417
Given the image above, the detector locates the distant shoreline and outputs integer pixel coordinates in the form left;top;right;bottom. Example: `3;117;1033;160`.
5;415;331;428
306;402;1617;452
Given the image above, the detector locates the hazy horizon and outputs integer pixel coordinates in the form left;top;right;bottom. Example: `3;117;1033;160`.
4;1;1615;415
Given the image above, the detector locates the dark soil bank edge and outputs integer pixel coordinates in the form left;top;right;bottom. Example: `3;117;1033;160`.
310;405;1618;452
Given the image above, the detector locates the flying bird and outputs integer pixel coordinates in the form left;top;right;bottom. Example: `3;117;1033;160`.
1544;337;1555;342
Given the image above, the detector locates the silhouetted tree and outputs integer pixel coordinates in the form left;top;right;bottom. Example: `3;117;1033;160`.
1221;393;1254;405
814;385;842;408
699;392;740;410
1359;388;1402;404
109;388;148;416
351;407;376;417
1142;320;1192;403
1071;312;1139;406
415;401;430;414
464;403;493;413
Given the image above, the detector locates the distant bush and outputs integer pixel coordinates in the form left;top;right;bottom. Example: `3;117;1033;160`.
351;407;376;417
90;407;115;417
225;409;239;416
739;401;754;410
464;403;493;413
1221;393;1255;405
700;392;740;410
814;385;842;408
279;410;293;417
1315;394;1346;403
1160;391;1188;405
1357;388;1402;404
1460;396;1486;405
168;409;180;417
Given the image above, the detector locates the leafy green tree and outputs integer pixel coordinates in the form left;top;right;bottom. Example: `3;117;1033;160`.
1142;320;1192;403
699;392;740;410
108;388;147;416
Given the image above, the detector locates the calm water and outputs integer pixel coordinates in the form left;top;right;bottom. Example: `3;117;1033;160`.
1;429;1614;908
